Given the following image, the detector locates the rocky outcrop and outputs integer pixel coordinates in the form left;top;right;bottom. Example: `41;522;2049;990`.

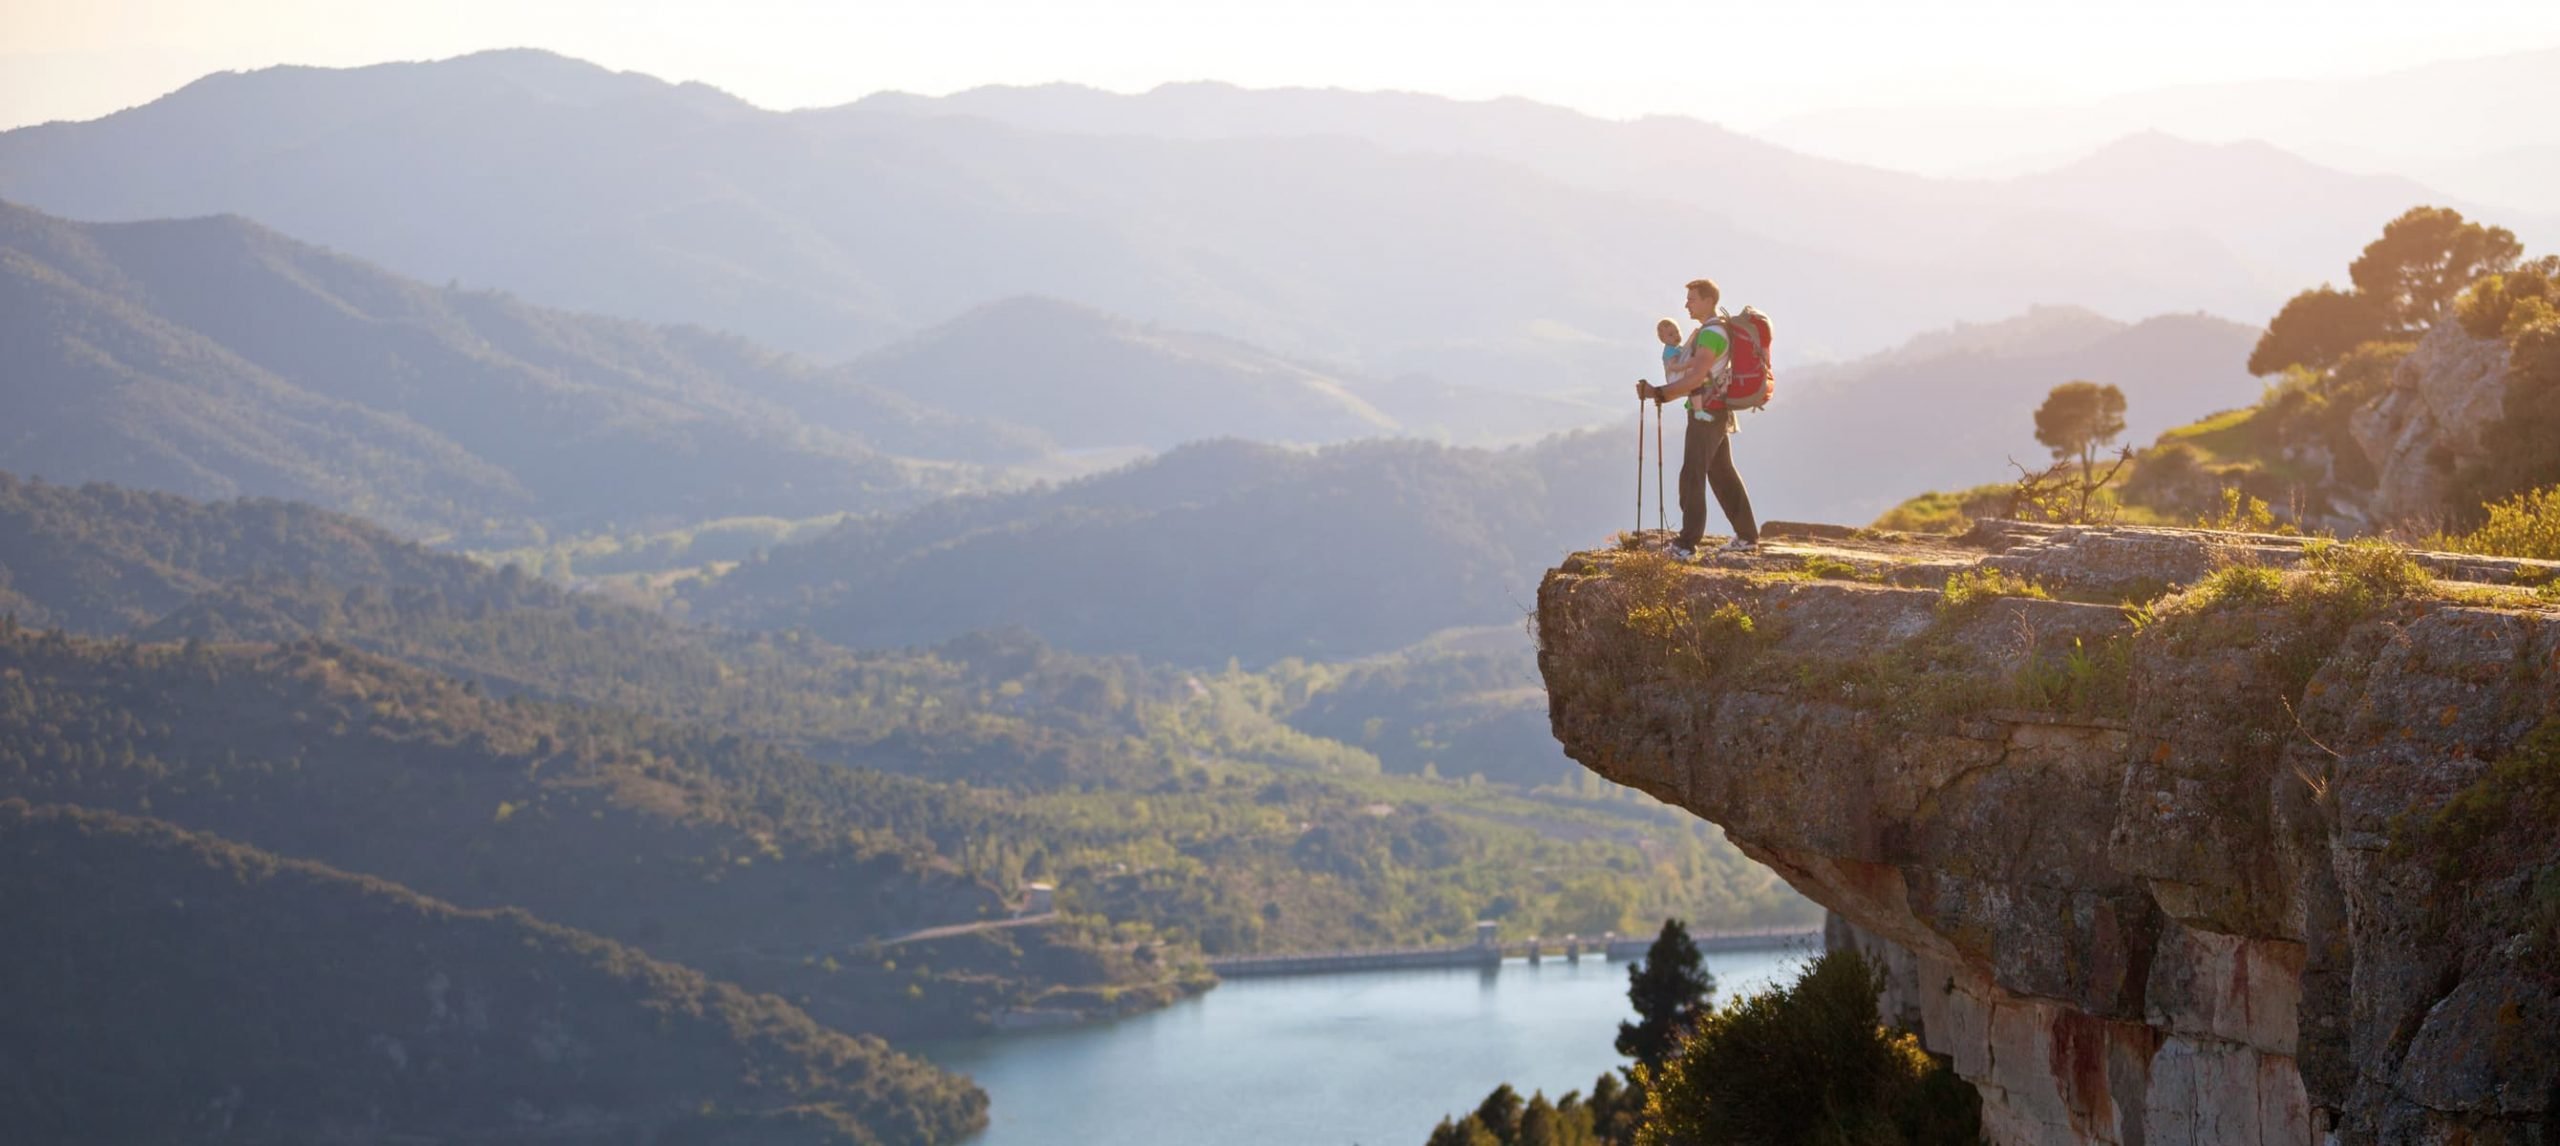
2350;324;2514;527
1537;522;2560;1145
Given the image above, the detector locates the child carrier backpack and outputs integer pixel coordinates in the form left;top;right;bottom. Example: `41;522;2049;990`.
1712;307;1775;412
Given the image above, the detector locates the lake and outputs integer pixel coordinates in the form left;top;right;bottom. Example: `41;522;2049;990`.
919;942;1820;1146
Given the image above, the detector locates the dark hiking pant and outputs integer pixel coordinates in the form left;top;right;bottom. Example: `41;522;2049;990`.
1675;410;1758;550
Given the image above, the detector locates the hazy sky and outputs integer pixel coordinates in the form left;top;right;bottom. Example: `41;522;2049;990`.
6;0;2560;131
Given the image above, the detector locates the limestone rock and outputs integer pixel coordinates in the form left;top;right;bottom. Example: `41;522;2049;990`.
2347;324;2513;527
1537;522;2560;1145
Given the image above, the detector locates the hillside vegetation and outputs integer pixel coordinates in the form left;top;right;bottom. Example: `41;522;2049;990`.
0;799;987;1146
0;469;1814;961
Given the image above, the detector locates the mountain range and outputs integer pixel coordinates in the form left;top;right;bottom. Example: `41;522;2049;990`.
1760;45;2560;216
0;198;989;542
0;48;2489;398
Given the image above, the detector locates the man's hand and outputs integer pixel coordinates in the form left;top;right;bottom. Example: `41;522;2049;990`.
1634;379;1659;403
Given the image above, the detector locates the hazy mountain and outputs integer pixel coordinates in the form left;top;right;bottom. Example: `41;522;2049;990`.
1762;308;2264;522
0;199;1012;542
858;77;2503;323
840;296;1396;449
1981;134;2485;284
0;799;985;1146
3;49;2313;391
1762;46;2560;217
689;435;1631;666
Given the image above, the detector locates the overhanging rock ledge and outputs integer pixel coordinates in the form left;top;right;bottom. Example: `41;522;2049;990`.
1535;520;2560;1146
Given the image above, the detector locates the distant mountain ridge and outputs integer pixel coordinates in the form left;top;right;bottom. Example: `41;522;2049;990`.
0;48;2408;393
1769;308;2264;522
1762;45;2560;217
0;198;1020;542
854;75;2529;319
841;296;1397;449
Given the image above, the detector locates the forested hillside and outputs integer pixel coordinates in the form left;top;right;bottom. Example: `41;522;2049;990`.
0;199;1005;542
0;470;1814;958
690;434;1629;666
0;799;987;1146
0;623;1187;1039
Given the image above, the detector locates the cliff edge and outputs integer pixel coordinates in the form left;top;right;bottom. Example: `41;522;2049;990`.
1536;521;2560;1145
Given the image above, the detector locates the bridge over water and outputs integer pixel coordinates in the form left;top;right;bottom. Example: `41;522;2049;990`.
1206;924;1821;978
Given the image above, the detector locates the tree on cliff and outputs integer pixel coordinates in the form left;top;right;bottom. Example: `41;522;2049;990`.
2251;206;2522;375
2249;286;2386;376
2033;380;2128;484
1616;919;1715;1071
2352;206;2522;335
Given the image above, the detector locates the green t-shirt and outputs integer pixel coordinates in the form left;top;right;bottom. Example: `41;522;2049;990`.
1683;325;1730;417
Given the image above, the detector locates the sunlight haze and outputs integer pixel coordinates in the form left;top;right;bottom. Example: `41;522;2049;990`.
7;0;2560;138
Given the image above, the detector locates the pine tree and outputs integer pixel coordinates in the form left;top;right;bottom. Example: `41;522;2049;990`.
1615;918;1714;1071
1474;1083;1524;1143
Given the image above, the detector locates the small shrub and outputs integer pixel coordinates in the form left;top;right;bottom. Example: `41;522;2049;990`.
1938;568;2049;615
2298;538;2434;612
1610;551;1767;682
2445;486;2560;561
2188;563;2288;609
1634;947;1979;1146
2195;487;2277;534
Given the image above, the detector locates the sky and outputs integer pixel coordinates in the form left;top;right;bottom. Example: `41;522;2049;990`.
6;0;2560;132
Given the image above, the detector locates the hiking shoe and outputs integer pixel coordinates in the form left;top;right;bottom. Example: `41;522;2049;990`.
1716;537;1761;554
1663;541;1698;560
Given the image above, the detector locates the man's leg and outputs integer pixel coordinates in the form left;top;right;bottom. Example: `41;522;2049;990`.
1675;412;1713;550
1704;414;1760;544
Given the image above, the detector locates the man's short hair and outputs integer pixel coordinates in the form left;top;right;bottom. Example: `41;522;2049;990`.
1686;279;1721;309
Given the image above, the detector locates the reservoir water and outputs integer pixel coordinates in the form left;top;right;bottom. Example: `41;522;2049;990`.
920;942;1818;1146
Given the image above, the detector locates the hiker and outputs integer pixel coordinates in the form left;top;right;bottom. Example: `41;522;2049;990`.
1637;279;1761;557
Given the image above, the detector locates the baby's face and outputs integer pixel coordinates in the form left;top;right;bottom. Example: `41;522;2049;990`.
1657;323;1680;346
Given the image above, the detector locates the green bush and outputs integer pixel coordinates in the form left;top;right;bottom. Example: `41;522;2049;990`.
2445;485;2560;561
1634;948;1979;1146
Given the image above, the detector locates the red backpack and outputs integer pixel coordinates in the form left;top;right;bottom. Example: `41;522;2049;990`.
1710;307;1775;412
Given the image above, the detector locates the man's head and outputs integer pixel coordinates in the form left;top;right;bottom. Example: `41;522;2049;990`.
1656;318;1682;347
1684;278;1721;322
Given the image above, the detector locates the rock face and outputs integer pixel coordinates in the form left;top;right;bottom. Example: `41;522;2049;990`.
1536;522;2560;1145
2350;324;2514;527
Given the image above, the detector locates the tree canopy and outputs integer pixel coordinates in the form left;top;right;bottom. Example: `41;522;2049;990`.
2249;286;2387;376
2033;381;2129;472
2349;206;2523;334
2249;206;2523;376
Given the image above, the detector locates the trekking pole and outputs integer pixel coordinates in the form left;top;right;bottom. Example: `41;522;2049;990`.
1635;390;1646;536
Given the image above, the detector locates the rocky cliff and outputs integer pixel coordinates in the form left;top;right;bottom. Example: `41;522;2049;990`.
1536;522;2560;1144
2351;324;2516;528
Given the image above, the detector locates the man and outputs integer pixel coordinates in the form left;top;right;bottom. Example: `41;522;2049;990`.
1637;278;1761;557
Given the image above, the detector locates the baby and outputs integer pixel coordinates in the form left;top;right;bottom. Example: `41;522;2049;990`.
1656;318;1690;393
